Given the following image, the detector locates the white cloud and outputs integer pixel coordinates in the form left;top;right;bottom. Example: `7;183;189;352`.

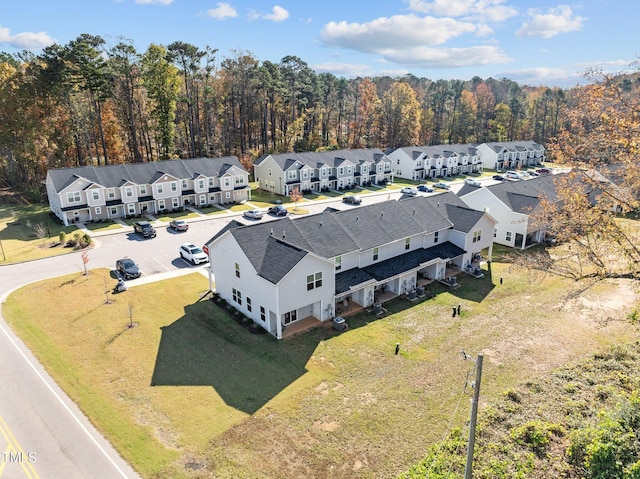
263;5;289;22
405;0;517;22
135;0;173;4
0;25;55;50
380;45;512;68
207;2;238;20
321;14;478;52
516;5;585;39
313;62;372;77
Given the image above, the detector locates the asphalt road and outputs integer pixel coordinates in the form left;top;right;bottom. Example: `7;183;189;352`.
0;185;468;478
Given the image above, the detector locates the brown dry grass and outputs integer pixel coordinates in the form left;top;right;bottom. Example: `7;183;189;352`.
2;262;638;479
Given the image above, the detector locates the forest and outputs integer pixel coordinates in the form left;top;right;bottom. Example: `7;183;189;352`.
0;33;599;202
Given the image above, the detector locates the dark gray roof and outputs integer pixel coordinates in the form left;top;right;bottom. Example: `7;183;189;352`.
254;148;387;170
362;242;465;282
206;196;485;284
335;268;376;295
47;157;245;192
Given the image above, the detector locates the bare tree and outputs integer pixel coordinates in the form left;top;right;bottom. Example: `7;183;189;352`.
289;186;302;211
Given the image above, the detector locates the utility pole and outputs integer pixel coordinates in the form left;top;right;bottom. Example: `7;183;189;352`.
464;352;483;479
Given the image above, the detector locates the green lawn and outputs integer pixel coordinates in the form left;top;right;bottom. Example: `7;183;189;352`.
0;204;81;263
3;261;637;478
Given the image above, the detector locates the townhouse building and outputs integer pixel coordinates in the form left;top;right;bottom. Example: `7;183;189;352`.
475;140;546;171
253;148;394;196
205;193;496;339
386;144;482;181
46;157;250;225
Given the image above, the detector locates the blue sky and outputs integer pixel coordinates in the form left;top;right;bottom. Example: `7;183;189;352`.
0;0;636;87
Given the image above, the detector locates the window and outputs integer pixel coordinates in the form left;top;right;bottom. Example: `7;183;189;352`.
157;184;164;194
434;231;439;243
284;310;297;325
95;207;101;215
472;230;481;243
246;297;252;312
287;170;296;180
139;186;147;195
224;177;231;187
260;306;266;322
67;191;81;203
209;178;214;187
170;182;177;192
198;179;205;189
306;272;323;290
302;170;308;178
158;199;165;210
373;247;379;261
110;207;117;216
127;203;135;214
338;167;344;175
232;288;242;305
268;168;272;176
200;195;206;205
108;188;115;199
335;256;342;271
405;238;410;250
397;159;400;165
235;262;240;278
125;186;133;197
172;198;179;208
182;180;188;189
493;228;497;238
506;231;512;242
91;190;100;201
235;176;243;185
225;192;231;199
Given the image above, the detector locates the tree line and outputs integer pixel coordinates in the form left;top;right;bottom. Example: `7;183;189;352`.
1;34;569;201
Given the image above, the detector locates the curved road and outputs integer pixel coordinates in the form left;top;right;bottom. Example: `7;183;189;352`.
0;186;456;478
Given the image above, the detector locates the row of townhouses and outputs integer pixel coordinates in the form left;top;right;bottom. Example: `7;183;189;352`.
206;193;497;339
253;148;394;196
46;157;250;225
254;141;546;195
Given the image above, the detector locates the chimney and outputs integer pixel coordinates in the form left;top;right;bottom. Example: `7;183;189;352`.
282;231;286;239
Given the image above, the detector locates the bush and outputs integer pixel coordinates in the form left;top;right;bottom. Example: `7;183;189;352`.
59;231;66;244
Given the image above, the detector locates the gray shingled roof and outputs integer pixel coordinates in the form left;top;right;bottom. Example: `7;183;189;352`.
481;175;559;214
208;195;483;284
254;148;386;170
47;157;244;192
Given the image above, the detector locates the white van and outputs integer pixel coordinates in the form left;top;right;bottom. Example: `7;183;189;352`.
505;171;522;181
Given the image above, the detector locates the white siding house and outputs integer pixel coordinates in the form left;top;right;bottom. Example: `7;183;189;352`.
206;193;496;339
46;157;250;225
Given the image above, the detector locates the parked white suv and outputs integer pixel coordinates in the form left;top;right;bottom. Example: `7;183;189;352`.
179;243;209;265
504;171;522;181
464;178;481;187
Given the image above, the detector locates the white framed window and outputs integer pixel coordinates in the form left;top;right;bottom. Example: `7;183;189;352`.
232;288;242;305
506;231;512;242
338;167;344;175
224;177;231;188
108;188;115;198
405;238;410;250
235;262;240;278
67;191;81;203
260;306;266;322
127;203;135;214
225;192;231;199
246;297;252;313
434;231;439;243
125;186;133;198
91;190;100;201
373;247;379;261
182;180;188;188
235;176;243;185
473;230;482;243
209;178;214;186
283;310;297;325
95;207;101;215
157;184;164;194
170;182;177;192
494;228;497;238
200;195;206;205
198;179;205;189
306;272;323;291
139;186;147;195
335;256;342;271
158;199;165;210
268;168;272;176
110;207;117;216
172;198;179;208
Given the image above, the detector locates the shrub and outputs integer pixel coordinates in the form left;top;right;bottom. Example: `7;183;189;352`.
510;420;564;457
59;231;66;244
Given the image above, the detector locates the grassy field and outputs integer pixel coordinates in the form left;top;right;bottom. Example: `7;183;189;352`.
0;204;81;263
3;259;638;478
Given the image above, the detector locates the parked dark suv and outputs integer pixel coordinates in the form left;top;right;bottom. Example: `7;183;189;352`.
133;221;156;238
268;205;288;216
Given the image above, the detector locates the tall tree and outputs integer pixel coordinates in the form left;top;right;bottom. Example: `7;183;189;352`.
141;44;180;160
379;81;421;148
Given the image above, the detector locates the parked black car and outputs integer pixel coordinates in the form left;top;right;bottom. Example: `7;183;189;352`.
417;184;434;193
133;221;156;238
492;175;505;181
268;205;288;216
342;195;362;205
116;258;141;279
